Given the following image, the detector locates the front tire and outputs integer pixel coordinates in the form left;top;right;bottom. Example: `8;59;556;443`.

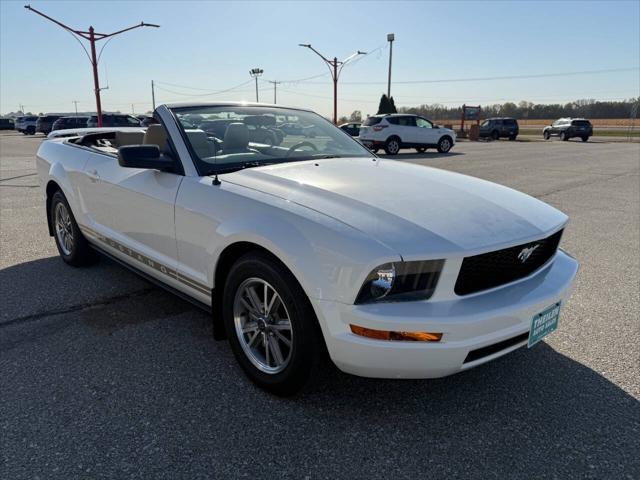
50;190;97;266
544;131;551;140
490;130;499;141
223;252;323;396
437;136;453;153
560;131;568;141
384;137;401;155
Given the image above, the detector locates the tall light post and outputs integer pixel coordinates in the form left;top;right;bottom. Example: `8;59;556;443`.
268;80;281;104
387;33;395;99
25;5;159;127
299;44;366;124
249;68;264;102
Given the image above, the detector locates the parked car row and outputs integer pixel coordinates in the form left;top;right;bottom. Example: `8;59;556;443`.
477;116;593;142
10;114;142;135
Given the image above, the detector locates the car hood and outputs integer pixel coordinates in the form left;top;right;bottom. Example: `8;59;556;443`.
223;157;567;258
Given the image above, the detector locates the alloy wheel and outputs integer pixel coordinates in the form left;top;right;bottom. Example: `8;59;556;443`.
54;202;74;255
233;277;293;374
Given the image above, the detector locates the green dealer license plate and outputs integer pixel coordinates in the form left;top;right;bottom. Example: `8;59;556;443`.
528;302;561;348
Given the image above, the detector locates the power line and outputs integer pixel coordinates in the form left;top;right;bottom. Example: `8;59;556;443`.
153;79;254;97
334;67;640;85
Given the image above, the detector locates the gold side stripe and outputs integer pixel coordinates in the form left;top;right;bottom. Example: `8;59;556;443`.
80;225;210;296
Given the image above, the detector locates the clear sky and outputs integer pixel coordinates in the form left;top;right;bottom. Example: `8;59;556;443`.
1;0;639;117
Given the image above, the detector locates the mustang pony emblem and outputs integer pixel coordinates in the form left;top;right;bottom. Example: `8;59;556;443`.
518;244;540;263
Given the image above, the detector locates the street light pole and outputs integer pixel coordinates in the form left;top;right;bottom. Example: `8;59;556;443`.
72;100;79;116
151;80;156;110
24;5;159;127
249;68;264;102
387;33;395;99
299;44;366;124
268;80;281;104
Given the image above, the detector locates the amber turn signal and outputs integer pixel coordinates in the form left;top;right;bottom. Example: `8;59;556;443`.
350;324;442;342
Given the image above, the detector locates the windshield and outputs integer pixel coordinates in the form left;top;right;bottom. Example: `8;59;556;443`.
171;105;372;175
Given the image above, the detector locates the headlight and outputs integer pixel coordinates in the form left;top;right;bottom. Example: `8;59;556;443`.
355;260;444;304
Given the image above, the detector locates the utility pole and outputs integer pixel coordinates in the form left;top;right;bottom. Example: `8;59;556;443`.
299;44;366;124
72;100;79;116
249;68;264;102
386;33;395;99
268;80;281;104
151;80;156;110
25;5;159;127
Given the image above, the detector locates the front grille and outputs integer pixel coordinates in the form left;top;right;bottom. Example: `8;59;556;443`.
455;229;563;296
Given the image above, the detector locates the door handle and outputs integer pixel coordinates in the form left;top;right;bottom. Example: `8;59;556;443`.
87;169;100;182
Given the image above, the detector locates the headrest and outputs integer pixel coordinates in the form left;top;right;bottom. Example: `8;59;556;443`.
223;123;249;152
143;124;168;150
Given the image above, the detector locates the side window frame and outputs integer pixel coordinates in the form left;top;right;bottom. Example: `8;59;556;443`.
416;117;434;129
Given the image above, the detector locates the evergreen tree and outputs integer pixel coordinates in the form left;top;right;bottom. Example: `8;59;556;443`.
377;94;391;114
389;96;397;113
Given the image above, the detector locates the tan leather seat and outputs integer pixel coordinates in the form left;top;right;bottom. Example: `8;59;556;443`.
114;131;144;147
143;124;168;152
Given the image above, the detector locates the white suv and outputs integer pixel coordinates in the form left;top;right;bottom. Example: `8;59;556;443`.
358;114;456;155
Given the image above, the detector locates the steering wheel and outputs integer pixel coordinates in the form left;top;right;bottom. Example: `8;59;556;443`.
286;141;318;157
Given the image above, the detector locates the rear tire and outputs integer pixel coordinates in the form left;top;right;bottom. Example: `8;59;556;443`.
509;135;517;141
581;136;589;142
50;190;97;267
437;136;453;153
384;137;401;155
223;252;323;396
490;130;499;141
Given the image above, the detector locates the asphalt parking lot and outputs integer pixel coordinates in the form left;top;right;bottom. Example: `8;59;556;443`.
1;132;638;479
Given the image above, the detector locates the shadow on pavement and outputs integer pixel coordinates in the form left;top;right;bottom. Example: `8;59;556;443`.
0;255;152;324
1;256;638;478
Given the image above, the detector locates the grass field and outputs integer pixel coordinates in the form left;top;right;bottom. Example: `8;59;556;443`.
518;128;640;137
435;118;637;128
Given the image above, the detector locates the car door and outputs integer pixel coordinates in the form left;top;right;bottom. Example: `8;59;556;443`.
78;127;184;287
415;117;439;145
390;116;414;143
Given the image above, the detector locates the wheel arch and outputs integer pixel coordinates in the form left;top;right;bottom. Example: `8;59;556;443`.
210;240;314;341
45;180;62;236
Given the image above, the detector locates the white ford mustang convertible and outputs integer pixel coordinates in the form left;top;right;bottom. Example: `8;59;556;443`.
37;103;579;395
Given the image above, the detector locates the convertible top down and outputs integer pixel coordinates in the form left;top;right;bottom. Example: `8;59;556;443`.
36;102;578;395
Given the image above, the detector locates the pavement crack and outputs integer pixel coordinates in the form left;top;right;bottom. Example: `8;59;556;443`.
0;172;37;182
536;171;638;199
0;288;155;328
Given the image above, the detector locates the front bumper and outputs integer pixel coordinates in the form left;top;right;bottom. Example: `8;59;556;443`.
312;250;578;379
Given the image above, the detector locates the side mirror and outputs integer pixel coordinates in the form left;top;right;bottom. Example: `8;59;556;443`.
118;145;175;171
